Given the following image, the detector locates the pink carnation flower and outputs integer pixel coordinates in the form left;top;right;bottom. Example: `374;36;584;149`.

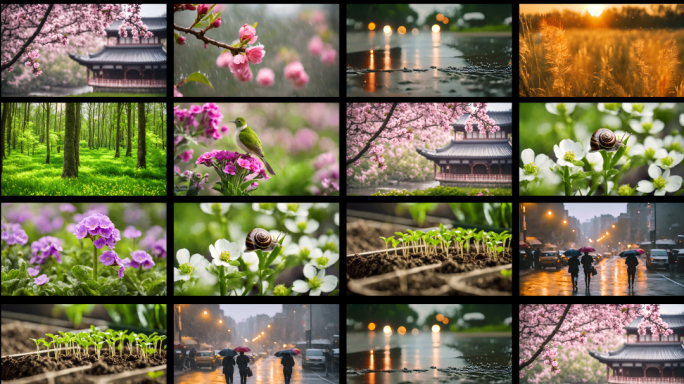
256;68;274;86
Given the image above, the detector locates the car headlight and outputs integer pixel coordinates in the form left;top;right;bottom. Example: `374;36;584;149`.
306;357;310;360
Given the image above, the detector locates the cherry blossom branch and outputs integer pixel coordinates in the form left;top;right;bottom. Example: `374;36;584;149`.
345;102;397;166
519;304;571;370
0;4;53;72
174;23;245;55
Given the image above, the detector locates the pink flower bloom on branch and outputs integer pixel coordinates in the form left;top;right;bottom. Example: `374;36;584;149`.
308;35;323;55
174;86;183;97
216;51;234;68
234;67;253;82
180;150;194;162
239;23;257;44
256;68;274;86
229;54;250;76
284;61;309;89
320;48;336;64
212;17;221;28
177;35;186;45
245;44;265;64
198;4;210;15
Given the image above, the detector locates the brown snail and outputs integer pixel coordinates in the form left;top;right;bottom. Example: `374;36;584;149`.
245;228;287;252
589;128;632;153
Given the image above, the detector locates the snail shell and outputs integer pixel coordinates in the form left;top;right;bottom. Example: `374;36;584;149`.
590;128;623;153
245;228;277;252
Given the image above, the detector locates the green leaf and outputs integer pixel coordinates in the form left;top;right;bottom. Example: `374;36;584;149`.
72;265;93;282
261;269;274;277
87;280;100;291
185;72;213;89
206;4;216;15
197;141;208;148
500;269;513;277
148;371;165;379
328;289;339;296
7;269;19;280
607;169;619;178
194;19;210;29
228;259;241;267
253;22;257;28
174;32;179;41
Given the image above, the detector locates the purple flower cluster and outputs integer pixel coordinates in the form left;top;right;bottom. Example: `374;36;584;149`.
72;213;120;249
196;150;271;183
174;103;230;141
99;250;126;279
1;222;28;245
122;226;142;239
121;250;156;269
30;236;63;264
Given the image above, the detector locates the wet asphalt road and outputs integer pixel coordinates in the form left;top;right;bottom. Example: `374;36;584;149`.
519;256;684;296
175;356;339;384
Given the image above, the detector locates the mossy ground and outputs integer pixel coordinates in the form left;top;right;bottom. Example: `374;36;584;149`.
1;146;166;196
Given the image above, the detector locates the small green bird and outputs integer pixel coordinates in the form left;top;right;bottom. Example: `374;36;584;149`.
229;117;276;175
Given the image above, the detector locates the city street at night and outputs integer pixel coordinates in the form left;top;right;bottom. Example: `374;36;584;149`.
519;255;684;296
519;202;684;296
174;355;338;384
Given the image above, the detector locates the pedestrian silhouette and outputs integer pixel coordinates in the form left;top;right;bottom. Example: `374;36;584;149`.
567;255;580;290
236;352;250;384
223;355;235;384
626;254;639;289
668;249;678;278
534;247;541;269
189;348;197;369
580;252;594;289
281;353;295;384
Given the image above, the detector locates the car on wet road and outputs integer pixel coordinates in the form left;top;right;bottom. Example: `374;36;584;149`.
647;249;669;270
539;251;561;270
303;349;326;370
558;250;568;265
194;350;218;370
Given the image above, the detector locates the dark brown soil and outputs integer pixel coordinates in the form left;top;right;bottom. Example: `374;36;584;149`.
347;249;512;279
346;220;411;255
366;270;451;295
466;273;513;293
1;349;166;381
1;322;66;356
52;370;166;384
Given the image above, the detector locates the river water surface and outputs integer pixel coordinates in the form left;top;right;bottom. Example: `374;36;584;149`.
347;31;512;97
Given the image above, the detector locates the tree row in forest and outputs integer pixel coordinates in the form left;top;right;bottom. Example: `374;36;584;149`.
0;103;165;177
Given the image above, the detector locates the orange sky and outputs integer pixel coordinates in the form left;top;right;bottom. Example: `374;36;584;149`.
520;4;655;14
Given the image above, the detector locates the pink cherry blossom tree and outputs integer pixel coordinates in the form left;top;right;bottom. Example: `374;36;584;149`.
346;103;499;175
519;304;673;379
1;4;153;76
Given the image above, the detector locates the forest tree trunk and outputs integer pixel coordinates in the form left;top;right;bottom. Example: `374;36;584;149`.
115;102;121;158
75;103;81;170
46;102;51;164
62;103;77;178
1;103;8;166
6;103;11;157
137;102;146;169
126;102;132;156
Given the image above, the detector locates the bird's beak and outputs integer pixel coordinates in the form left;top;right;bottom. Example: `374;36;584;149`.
228;120;235;123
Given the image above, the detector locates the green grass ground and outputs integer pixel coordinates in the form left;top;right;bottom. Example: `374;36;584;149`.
2;147;166;196
66;92;166;97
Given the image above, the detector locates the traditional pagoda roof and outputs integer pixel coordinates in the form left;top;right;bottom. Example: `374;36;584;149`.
416;139;512;160
626;314;684;334
105;16;167;36
454;110;513;130
589;343;684;363
69;45;167;65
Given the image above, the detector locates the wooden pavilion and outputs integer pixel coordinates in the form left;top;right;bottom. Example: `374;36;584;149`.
68;16;167;93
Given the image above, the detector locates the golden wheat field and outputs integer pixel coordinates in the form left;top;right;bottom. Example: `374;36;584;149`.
519;16;684;97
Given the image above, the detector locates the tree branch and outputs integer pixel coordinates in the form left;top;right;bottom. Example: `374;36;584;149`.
519;304;571;371
174;23;245;55
345;102;397;166
1;4;53;72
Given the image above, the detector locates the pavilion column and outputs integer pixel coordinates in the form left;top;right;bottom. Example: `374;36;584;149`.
434;162;436;179
607;366;609;382
470;163;473;174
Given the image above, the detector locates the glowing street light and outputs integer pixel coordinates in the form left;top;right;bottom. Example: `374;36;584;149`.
368;323;376;331
431;24;440;33
548;211;552;215
219;320;222;323
204;311;207;315
368;22;376;31
432;324;441;333
383;326;392;335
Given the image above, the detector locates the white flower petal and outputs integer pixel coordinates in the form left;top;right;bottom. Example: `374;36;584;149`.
651;120;665;134
189;254;206;267
209;244;219;259
521;149;534;165
200;203;214;214
320;275;338;292
291;280;309;293
303;264;316;279
534;153;549;165
648;164;662;179
665;176;682;192
553;144;563;160
654;189;667;196
176;249;190;264
284;219;298;233
636;180;655;193
304;219;320;233
309;289;322;296
174;268;181;281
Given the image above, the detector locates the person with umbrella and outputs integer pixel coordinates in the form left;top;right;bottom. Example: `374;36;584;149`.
620;249;642;290
219;349;238;384
275;349;297;384
534;247;541;269
566;248;583;289
235;347;251;384
668;249;679;278
580;249;594;289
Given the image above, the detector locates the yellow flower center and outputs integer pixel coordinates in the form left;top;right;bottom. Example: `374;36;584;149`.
564;151;576;162
219;251;231;263
653;176;667;190
308;276;322;290
179;262;195;275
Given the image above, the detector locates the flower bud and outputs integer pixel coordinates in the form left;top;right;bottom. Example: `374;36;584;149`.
185;4;197;10
212;17;221;28
177;35;186;45
198;4;210;15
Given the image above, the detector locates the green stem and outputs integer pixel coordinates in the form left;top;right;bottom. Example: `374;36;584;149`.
219;266;227;296
92;241;98;280
563;166;571;196
603;171;610;195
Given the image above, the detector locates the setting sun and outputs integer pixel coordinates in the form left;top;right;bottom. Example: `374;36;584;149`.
587;4;604;17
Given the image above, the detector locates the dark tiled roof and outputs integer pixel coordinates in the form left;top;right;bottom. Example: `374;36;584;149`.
626;315;684;332
416;139;512;159
454;110;512;128
69;45;167;65
589;343;684;363
106;17;167;34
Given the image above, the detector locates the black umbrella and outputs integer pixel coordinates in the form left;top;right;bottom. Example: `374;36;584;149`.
219;349;238;357
274;350;296;357
564;249;581;257
619;250;641;258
